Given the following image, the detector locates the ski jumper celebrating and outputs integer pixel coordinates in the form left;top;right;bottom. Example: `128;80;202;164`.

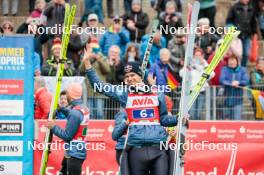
83;45;184;175
45;82;89;175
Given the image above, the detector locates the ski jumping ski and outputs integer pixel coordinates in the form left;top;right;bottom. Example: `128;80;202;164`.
39;4;76;175
173;26;240;175
173;2;200;175
141;19;159;78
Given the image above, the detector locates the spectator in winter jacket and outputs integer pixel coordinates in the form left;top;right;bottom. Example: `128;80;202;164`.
99;16;130;56
124;43;141;64
106;45;125;85
42;38;76;76
30;0;46;18
123;0;149;43
79;13;104;45
168;28;186;76
250;57;264;89
220;54;249;120
195;18;219;60
198;0;216;28
148;48;171;89
180;47;215;120
79;42;111;119
208;38;242;85
34;77;52;119
67;31;85;70
45;82;89;175
159;1;183;44
43;0;66;28
226;0;257;67
140;29;166;65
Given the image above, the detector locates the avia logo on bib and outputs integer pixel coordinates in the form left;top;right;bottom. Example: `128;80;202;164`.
132;97;154;106
127;95;159;108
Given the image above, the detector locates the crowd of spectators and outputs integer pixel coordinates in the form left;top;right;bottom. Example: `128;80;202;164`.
1;0;264;120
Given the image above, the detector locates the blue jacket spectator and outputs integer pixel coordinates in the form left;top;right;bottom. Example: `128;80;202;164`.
148;49;171;87
100;17;130;57
140;31;166;64
220;54;249;120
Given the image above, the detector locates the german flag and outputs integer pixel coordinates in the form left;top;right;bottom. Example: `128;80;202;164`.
167;70;180;90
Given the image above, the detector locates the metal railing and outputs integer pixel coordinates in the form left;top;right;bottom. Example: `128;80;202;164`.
85;85;264;120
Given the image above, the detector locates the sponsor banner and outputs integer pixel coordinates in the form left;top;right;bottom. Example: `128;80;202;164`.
34;120;264;175
0;36;34;175
0;80;24;95
0;120;23;136
187;121;264;143
0;141;23;156
0;100;24;116
0;161;22;175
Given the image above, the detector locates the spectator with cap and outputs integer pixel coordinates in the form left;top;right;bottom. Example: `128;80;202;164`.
195;18;219;60
123;0;149;43
198;0;216;28
80;13;104;45
45;82;89;175
99;16;130;56
42;37;76;76
34;77;52;119
140;28;166;65
159;1;183;44
226;0;257;67
81;0;104;24
1;20;14;35
220;54;249;120
2;0;18;16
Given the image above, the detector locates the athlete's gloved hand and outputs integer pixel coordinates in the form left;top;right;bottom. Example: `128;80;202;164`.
182;114;190;128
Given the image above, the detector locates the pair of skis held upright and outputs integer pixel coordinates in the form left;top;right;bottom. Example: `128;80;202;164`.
174;2;240;175
39;4;76;175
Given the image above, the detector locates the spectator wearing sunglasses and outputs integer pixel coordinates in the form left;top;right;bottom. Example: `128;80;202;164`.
1;20;14;35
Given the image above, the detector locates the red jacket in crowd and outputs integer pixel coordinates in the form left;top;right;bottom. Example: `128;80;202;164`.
34;87;52;119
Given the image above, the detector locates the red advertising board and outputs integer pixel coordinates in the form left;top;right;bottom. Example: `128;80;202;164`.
34;120;264;175
0;80;24;95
